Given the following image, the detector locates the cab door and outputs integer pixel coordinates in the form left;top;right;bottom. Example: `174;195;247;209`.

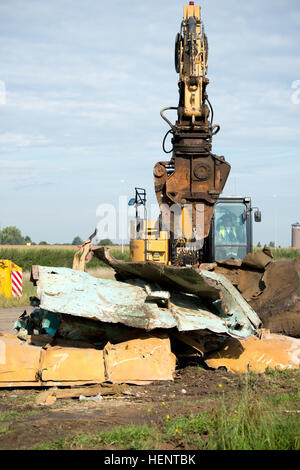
212;200;251;261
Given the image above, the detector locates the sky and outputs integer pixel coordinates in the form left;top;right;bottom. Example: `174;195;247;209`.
0;0;299;246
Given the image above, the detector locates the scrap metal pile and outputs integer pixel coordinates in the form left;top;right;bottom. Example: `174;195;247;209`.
1;246;299;389
1;4;299;392
200;247;300;338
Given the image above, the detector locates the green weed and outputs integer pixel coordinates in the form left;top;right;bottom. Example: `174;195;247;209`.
254;247;300;260
32;425;157;450
0;423;10;437
0;409;37;422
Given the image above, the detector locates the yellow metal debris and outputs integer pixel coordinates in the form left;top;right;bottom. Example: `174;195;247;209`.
205;330;300;373
0;332;176;387
0;333;41;384
104;335;176;383
40;344;106;383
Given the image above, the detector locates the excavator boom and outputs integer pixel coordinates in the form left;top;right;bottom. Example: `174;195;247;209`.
154;3;230;264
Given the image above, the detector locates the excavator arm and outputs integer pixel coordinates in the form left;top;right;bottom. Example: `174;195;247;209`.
154;2;230;264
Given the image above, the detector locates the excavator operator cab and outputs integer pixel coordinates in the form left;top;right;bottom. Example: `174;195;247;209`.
208;196;261;262
129;191;261;264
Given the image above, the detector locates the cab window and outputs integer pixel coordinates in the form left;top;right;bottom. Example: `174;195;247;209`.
214;202;247;260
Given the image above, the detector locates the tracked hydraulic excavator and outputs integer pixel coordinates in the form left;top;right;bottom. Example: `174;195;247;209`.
130;2;260;265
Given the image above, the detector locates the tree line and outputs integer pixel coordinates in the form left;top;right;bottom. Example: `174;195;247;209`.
0;226;114;246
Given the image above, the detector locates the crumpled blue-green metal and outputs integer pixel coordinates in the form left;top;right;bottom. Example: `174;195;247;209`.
34;266;261;339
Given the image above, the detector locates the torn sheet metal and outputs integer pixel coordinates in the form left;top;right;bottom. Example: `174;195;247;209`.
205;330;300;373
33;267;177;330
241;249;273;271
31;262;261;339
207;247;274;301
237;269;264;301
0;332;175;387
249;259;300;338
72;229;97;271
92;248;261;337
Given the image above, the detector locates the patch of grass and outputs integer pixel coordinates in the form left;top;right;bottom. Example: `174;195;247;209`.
254;247;300;260
3;392;37;405
265;392;300;407
0;411;21;422
32;424;157;450
107;248;130;262
0;409;37;440
0;409;37;422
97;425;158;450
162;387;300;450
211;405;300;450
0;422;10;437
33;440;66;450
0;279;36;308
265;367;298;378
206;380;300;450
163;413;212;448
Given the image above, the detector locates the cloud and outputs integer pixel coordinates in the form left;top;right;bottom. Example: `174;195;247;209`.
0;132;51;148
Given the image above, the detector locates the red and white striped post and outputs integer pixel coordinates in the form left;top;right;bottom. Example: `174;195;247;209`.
11;269;23;297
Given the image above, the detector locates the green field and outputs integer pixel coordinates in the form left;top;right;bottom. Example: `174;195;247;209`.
0;246;130;272
0;246;130;308
0;246;298;273
254;247;300;260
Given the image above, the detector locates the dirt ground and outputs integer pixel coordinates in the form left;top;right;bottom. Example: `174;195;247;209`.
0;358;298;450
0;367;234;450
0;308;299;450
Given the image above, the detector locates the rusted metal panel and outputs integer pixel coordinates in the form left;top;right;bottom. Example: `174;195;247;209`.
242;250;273;271
238;269;263;301
154;153;230;240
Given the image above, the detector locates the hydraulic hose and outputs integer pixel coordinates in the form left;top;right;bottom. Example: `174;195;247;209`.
162;128;174;154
